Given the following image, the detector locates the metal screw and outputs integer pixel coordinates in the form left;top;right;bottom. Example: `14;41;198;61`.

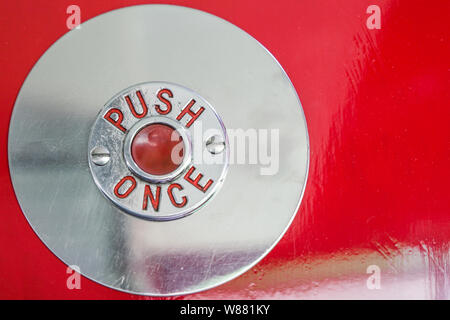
90;146;110;166
206;135;225;154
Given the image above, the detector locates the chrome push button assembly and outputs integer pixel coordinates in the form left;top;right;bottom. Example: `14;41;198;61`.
88;82;228;221
8;5;309;296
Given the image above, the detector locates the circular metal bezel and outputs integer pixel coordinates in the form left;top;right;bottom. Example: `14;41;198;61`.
123;116;193;184
87;81;230;221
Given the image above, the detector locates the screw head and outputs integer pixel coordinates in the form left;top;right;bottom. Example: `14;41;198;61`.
206;135;225;154
90;146;110;166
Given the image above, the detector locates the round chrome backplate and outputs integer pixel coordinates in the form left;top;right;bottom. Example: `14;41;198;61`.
8;5;309;296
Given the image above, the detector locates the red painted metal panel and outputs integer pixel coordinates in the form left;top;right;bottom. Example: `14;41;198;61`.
0;0;448;299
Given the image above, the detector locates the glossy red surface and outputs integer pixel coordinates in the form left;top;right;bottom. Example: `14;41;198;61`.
0;0;448;299
132;124;184;176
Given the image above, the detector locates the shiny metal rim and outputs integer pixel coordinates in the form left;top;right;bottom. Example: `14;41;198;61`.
122;116;193;184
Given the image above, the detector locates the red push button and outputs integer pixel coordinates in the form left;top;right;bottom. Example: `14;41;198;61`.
131;124;184;176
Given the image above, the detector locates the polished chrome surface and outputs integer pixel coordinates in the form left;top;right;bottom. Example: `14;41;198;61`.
8;5;309;295
88;82;229;221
